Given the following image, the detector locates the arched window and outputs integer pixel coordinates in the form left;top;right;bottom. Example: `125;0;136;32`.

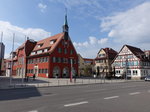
53;66;60;78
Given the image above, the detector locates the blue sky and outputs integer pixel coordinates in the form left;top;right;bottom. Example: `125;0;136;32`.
0;0;150;58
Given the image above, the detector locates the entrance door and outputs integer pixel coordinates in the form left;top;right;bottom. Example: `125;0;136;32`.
63;67;69;78
34;66;38;77
53;66;60;78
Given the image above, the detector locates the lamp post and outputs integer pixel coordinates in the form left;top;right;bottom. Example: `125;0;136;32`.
123;55;128;80
70;58;73;82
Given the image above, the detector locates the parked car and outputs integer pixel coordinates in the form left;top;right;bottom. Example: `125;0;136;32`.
145;75;150;81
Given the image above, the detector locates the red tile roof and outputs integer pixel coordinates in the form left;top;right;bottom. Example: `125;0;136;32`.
95;48;117;60
32;32;64;54
125;45;149;61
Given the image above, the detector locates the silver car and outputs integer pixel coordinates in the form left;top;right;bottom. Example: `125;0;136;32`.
145;75;150;81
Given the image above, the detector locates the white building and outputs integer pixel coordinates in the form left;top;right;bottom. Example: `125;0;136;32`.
112;45;150;79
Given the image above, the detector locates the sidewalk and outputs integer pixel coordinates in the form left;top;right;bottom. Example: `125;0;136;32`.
0;76;142;89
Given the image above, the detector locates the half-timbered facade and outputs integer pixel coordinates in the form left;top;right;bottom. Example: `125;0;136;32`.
112;45;150;79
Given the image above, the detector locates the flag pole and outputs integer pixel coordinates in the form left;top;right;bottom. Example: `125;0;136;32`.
10;33;15;86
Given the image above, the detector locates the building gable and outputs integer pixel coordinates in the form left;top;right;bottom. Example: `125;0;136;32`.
119;46;132;55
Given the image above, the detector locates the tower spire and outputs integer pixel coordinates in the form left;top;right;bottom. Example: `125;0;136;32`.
63;8;69;33
64;8;68;26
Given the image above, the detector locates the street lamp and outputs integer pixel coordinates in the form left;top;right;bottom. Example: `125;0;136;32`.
70;57;73;82
123;56;128;80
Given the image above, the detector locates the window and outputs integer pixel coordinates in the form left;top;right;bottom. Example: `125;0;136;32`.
41;57;44;62
39;58;42;63
33;59;37;63
70;50;74;55
44;49;48;52
133;70;138;75
53;57;56;63
45;57;48;62
134;61;138;66
37;44;43;48
99;60;104;63
37;50;42;54
58;48;62;53
44;69;48;73
74;59;76;64
58;57;61;63
64;48;67;54
31;52;36;55
63;58;68;63
127;70;131;75
50;40;56;44
116;70;120;74
99;54;105;57
38;69;41;73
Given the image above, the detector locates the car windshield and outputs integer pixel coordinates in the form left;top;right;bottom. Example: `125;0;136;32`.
146;76;150;78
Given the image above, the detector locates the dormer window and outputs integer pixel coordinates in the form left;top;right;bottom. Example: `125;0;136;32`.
44;49;48;52
37;50;42;54
37;44;43;48
31;51;36;55
50;40;56;45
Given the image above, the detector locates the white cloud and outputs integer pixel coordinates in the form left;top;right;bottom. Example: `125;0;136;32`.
38;3;47;12
100;2;150;45
73;36;109;58
0;20;51;58
98;38;108;44
49;0;101;8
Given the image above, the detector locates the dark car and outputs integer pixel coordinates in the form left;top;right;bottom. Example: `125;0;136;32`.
145;75;150;81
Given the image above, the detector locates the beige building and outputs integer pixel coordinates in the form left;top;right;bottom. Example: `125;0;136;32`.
78;54;94;77
95;48;117;78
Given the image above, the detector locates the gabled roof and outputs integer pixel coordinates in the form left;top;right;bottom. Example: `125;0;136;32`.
125;45;144;56
31;32;64;54
95;47;117;60
125;45;150;61
112;45;149;63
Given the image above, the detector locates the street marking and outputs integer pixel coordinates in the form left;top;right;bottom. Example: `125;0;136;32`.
28;110;38;112
85;89;106;92
64;101;88;107
43;93;57;97
104;96;119;100
129;92;140;95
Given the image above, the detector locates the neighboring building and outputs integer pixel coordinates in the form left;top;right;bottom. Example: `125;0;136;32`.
6;14;78;78
78;54;94;77
112;45;150;79
144;50;150;60
0;42;5;59
0;59;6;75
95;48;117;78
0;42;5;75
